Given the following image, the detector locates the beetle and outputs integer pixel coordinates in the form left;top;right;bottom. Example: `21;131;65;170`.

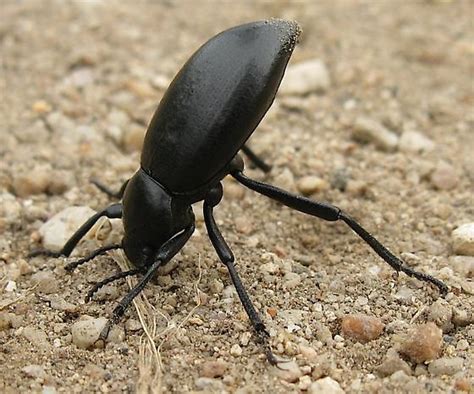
31;19;447;364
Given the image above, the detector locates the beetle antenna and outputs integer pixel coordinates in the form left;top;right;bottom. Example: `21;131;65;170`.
232;171;448;295
241;145;272;173
65;244;122;272
85;268;141;302
91;178;130;199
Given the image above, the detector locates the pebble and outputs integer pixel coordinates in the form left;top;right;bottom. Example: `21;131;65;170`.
456;339;469;351
427;299;453;333
230;344;242;357
283;272;301;289
449;256;474;278
200;360;227;378
12;167;51;197
296;176;328;196
47;295;77;313
398;130;435;153
341;314;384;343
452;308;473;327
299;344;318;362
71;317;108;349
428;357;464;376
299;375;312;391
22;364;46;379
273;167;296;191
308;377;345;394
31;271;58;294
125;318;142;332
122;125;146;152
209;279;224;294
22;326;50;349
430;161;459;190
399;323;442;363
38;206;98;251
280;59;330;95
352;116;398;152
452;223;474;256
275;361;303;383
194;377;224;391
376;349;412;377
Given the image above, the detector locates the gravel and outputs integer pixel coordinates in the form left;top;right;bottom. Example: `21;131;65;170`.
452;223;474;256
398;323;443;363
340;314;385;343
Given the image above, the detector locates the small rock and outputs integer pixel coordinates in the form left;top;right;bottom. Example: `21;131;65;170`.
452;223;474;256
454;377;471;392
280;59;330;95
275;361;303;383
430;161;459;190
427;299;453;333
38;206;98;252
209;279;224;294
376;349;412;377
200;360;227;378
194;377;224;391
32;100;52;114
22;364;46;379
398;130;435;153
125;318;143;332
22;326;50;348
31;271;58;294
0;312;15;331
71;317;108;349
273;168;296;191
122;125;145;152
309;377;345;394
428;357;464;376
297;176;328;196
352;117;398;151
341;314;384;343
299;375;312;391
283;272;301;289
47;295;77;313
399;323;442;363
449;256;474;278
452;308;473;327
5;280;16;292
12;167;51;197
230;344;242;357
299;344;318;362
456;339;469;351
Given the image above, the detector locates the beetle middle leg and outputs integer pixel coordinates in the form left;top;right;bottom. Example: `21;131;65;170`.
241;144;272;173
231;170;449;295
91;178;129;199
203;183;279;365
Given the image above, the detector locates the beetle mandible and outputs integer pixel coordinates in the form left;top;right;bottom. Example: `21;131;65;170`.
31;19;447;364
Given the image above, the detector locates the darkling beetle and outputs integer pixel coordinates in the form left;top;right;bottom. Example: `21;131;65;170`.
31;19;448;364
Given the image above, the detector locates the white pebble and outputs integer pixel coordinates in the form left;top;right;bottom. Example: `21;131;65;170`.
275;361;303;383
230;344;242;357
38;206;100;252
430;161;459;190
5;280;16;292
352;117;398;151
71;317;108;349
428;357;464;376
309;377;345;394
297;176;329;196
280;59;330;95
22;364;46;378
31;271;58;294
398;130;435;153
452;223;474;256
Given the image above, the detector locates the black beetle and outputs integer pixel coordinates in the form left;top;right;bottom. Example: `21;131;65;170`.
31;19;447;364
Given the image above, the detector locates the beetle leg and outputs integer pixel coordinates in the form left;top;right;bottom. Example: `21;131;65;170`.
98;224;195;343
29;203;123;258
232;171;448;295
85;268;141;302
91;178;130;199
65;244;122;272
241;145;272;173
203;184;280;365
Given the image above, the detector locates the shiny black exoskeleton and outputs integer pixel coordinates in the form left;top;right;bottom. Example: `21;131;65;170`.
31;20;447;364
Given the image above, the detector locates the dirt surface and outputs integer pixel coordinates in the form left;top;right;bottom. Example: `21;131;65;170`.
1;1;473;393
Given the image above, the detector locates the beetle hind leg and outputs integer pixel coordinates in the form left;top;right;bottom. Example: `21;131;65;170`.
204;184;280;365
232;170;448;296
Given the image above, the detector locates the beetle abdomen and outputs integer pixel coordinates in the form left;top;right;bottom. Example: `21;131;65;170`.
141;19;300;194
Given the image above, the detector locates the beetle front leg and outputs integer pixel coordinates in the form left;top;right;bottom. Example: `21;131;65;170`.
204;184;280;365
98;223;195;343
29;203;123;258
232;171;448;295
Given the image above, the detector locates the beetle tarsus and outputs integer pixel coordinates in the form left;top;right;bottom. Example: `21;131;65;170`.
204;186;279;364
28;249;63;258
65;244;122;272
232;170;448;295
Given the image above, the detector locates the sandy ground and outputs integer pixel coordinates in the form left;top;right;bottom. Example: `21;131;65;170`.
1;1;473;393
